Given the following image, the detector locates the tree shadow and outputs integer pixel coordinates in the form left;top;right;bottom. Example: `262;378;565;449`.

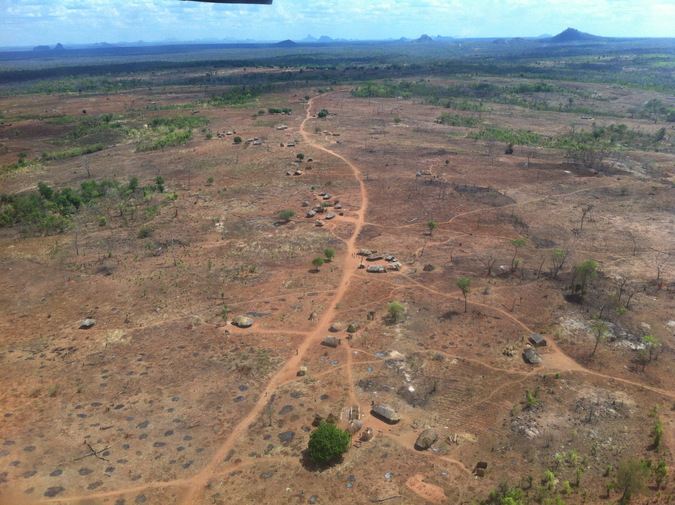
440;310;460;321
298;449;344;473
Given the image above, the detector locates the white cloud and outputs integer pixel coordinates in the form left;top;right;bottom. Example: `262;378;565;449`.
0;0;670;46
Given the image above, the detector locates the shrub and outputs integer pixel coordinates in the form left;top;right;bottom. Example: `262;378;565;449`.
307;422;350;464
387;301;406;323
138;228;151;238
233;136;242;144
278;209;295;222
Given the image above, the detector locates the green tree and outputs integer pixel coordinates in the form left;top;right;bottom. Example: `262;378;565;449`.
394;117;402;124
317;109;329;118
589;318;609;358
427;221;437;236
233;136;242;144
550;248;567;279
510;238;527;273
615;458;649;503
642;335;662;362
574;259;598;295
455;277;471;313
278;209;295;222
307;422;350;464
37;181;53;201
128;177;139;192
485;482;526;505
654;461;669;489
652;418;664;450
155;176;165;193
387;301;406;323
297;153;305;160
312;257;325;271
324;248;335;262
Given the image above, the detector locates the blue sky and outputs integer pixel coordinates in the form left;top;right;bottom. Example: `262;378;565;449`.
1;0;673;47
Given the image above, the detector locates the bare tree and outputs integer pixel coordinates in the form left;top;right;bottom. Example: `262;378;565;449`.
580;204;594;232
477;252;498;277
83;156;91;178
653;249;671;283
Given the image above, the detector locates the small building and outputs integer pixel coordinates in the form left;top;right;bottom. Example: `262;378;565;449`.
322;336;341;348
360;428;374;441
349;405;360;420
523;348;542;364
346;419;363;435
529;334;547;347
232;315;254;328
366;265;386;274
371;404;400;424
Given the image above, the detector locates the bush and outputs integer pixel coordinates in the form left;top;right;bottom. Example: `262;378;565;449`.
138;228;151;238
278;209;295;221
307;422;350;464
387;301;406;323
233;136;242;144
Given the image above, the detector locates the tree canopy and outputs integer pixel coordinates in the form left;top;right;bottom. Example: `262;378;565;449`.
307;422;350;464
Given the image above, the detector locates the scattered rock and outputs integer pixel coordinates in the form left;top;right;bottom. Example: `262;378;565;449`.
80;318;96;330
423;264;436;272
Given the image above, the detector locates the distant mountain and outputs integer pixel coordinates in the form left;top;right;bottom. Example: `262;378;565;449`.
317;35;334;43
302;35;317;42
537;34;552;38
547;28;602;43
412;34;434;43
276;39;298;47
434;35;455;41
54;43;65;51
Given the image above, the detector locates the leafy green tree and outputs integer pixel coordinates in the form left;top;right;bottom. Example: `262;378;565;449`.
324;248;335;262
128;177;139;192
155;176;165;193
455;277;471;313
387;301;406;323
550;248;567;279
307;422;350;464
615;458;649;503
427;221;437;236
574;259;598;295
654;461;669;488
312;257;325;271
278;209;295;222
643;335;662;361
37;182;53;201
485;482;527;505
510;238;527;273
297;153;305;160
317;109;329;118
652;418;664;450
589;318;609;358
233;136;242;144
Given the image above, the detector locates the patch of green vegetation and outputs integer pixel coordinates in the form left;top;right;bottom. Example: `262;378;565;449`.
0;177;165;235
135;114;209;152
435;112;481;127
42;143;105;160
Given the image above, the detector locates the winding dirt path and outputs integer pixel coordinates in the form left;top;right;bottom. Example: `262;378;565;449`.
175;94;371;505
